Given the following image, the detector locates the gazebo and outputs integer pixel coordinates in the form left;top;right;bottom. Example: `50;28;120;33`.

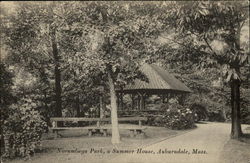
116;63;192;111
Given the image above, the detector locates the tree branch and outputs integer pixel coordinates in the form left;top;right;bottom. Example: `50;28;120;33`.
239;19;246;32
160;35;192;50
203;37;229;65
203;37;218;56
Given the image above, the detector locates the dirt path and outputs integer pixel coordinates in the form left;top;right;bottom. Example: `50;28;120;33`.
109;122;232;163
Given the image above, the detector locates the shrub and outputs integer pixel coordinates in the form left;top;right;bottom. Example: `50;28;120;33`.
242;115;250;124
163;104;196;130
207;110;226;122
189;102;208;122
2;97;47;158
148;102;196;130
241;107;250;124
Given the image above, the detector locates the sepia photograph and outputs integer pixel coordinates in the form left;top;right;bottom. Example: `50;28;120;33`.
0;1;249;163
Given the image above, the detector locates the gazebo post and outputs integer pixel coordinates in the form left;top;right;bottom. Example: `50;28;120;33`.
140;95;143;110
138;92;145;110
137;93;140;110
144;94;147;110
166;93;169;103
179;94;185;105
162;94;166;103
131;94;135;110
117;92;123;110
143;94;146;110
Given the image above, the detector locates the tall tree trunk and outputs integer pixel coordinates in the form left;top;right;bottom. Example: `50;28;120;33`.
100;96;104;118
120;92;124;110
230;79;242;139
51;29;62;119
107;67;121;144
76;95;80;117
230;23;243;139
117;93;120;110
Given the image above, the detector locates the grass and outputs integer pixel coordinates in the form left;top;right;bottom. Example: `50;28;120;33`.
220;130;250;163
5;125;189;163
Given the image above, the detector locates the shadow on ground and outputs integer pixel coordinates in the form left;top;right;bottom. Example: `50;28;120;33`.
220;133;250;163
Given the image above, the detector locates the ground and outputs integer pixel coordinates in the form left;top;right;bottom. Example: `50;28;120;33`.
220;127;250;163
110;122;250;163
4;122;250;163
5;125;188;163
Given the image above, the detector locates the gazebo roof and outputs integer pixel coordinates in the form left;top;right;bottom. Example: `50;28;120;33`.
118;63;192;94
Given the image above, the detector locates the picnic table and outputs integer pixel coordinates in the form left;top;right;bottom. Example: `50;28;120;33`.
50;117;147;138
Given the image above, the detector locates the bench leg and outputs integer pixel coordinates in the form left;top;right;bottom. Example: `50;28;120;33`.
88;129;92;137
136;130;146;138
140;132;146;137
96;129;101;134
136;129;142;134
53;130;63;138
54;130;58;139
103;129;107;137
129;130;135;138
100;129;107;137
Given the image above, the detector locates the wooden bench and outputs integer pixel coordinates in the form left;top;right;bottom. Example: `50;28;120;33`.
50;117;147;138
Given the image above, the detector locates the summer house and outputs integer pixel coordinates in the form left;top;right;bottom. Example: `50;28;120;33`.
116;63;192;111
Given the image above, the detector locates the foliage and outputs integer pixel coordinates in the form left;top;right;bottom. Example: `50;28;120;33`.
189;102;208;122
2;97;47;158
147;102;196;130
0;64;47;158
240;107;250;124
61;1;167;143
0;63;15;122
169;1;249;79
0;1;249;150
162;102;196;130
157;1;249;138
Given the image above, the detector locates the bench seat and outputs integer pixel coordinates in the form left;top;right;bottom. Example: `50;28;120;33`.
50;126;147;130
50;125;147;138
50;117;147;138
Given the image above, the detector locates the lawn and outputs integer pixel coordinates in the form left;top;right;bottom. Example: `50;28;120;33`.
220;127;250;163
5;125;191;163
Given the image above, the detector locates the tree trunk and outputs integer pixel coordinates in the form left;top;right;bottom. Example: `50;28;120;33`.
76;95;80;117
230;23;243;139
120;93;124;110
51;28;62;119
117;93;120;110
100;96;104;119
107;67;120;144
230;79;242;139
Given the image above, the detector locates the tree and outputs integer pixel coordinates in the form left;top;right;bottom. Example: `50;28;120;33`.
67;2;138;144
0;63;14;147
164;1;249;138
1;2;73;119
59;1;163;143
